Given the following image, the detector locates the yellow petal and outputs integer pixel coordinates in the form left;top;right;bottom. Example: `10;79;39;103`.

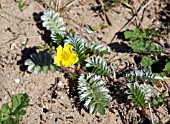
57;45;63;54
54;54;61;66
63;45;73;53
54;45;79;67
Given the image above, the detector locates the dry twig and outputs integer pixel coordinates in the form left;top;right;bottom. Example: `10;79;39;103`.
111;0;154;42
96;0;112;26
0;35;41;47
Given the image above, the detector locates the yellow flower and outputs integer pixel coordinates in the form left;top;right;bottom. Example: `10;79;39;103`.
54;45;79;66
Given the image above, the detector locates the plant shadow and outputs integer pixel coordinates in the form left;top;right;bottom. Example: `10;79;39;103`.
158;2;170;29
17;47;37;72
151;56;167;73
32;12;52;45
108;42;132;53
17;11;54;72
64;73;88;114
108;31;133;53
156;1;170;43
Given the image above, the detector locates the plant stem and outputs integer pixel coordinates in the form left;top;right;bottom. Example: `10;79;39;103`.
148;103;154;124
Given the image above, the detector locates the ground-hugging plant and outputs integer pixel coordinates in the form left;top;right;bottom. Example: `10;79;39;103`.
141;56;156;70
124;28;163;55
78;73;111;115
41;9;66;36
18;0;25;11
104;0;131;11
163;56;170;76
21;8;170;121
24;51;61;74
122;27;170;123
126;69;164;82
126;83;151;109
125;67;164;124
64;33;87;62
24;9;112;115
85;56;111;77
0;93;29;124
124;28;169;80
85;42;111;56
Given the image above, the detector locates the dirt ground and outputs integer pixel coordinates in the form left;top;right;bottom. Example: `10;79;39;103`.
0;0;169;124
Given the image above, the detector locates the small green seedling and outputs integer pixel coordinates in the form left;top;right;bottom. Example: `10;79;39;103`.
0;93;29;124
141;56;156;70
163;58;170;75
151;90;168;108
104;0;131;11
126;83;151;109
124;28;163;55
18;0;25;11
99;23;108;30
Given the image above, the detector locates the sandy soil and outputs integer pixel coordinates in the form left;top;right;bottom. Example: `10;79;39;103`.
0;0;169;124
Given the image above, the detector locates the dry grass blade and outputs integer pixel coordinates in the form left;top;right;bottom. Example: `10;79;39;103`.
96;0;112;26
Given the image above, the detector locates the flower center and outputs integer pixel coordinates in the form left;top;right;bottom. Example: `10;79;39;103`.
61;51;70;61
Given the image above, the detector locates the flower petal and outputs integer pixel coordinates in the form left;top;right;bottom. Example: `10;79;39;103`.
54;55;61;66
54;45;79;67
63;45;73;53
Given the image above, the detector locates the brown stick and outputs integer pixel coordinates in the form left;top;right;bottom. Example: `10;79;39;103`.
96;0;112;26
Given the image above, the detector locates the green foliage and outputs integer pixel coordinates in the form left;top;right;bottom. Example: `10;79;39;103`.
0;93;29;124
140;83;152;102
99;23;108;30
86;43;110;56
124;28;157;41
151;90;168;108
78;73;111;115
151;96;164;108
41;10;66;36
87;25;97;32
85;56;111;77
64;33;87;62
124;28;146;41
163;61;170;74
69;72;78;80
124;28;163;55
127;69;163;82
51;32;64;45
141;56;156;70
40;9;111;60
104;0;131;11
130;41;162;55
153;121;161;124
24;51;61;74
18;0;25;11
126;83;151;109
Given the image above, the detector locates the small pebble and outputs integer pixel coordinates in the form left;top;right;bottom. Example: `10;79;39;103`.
60;96;64;100
10;43;17;50
22;40;27;45
11;43;20;50
12;91;15;95
58;81;63;88
15;78;20;83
